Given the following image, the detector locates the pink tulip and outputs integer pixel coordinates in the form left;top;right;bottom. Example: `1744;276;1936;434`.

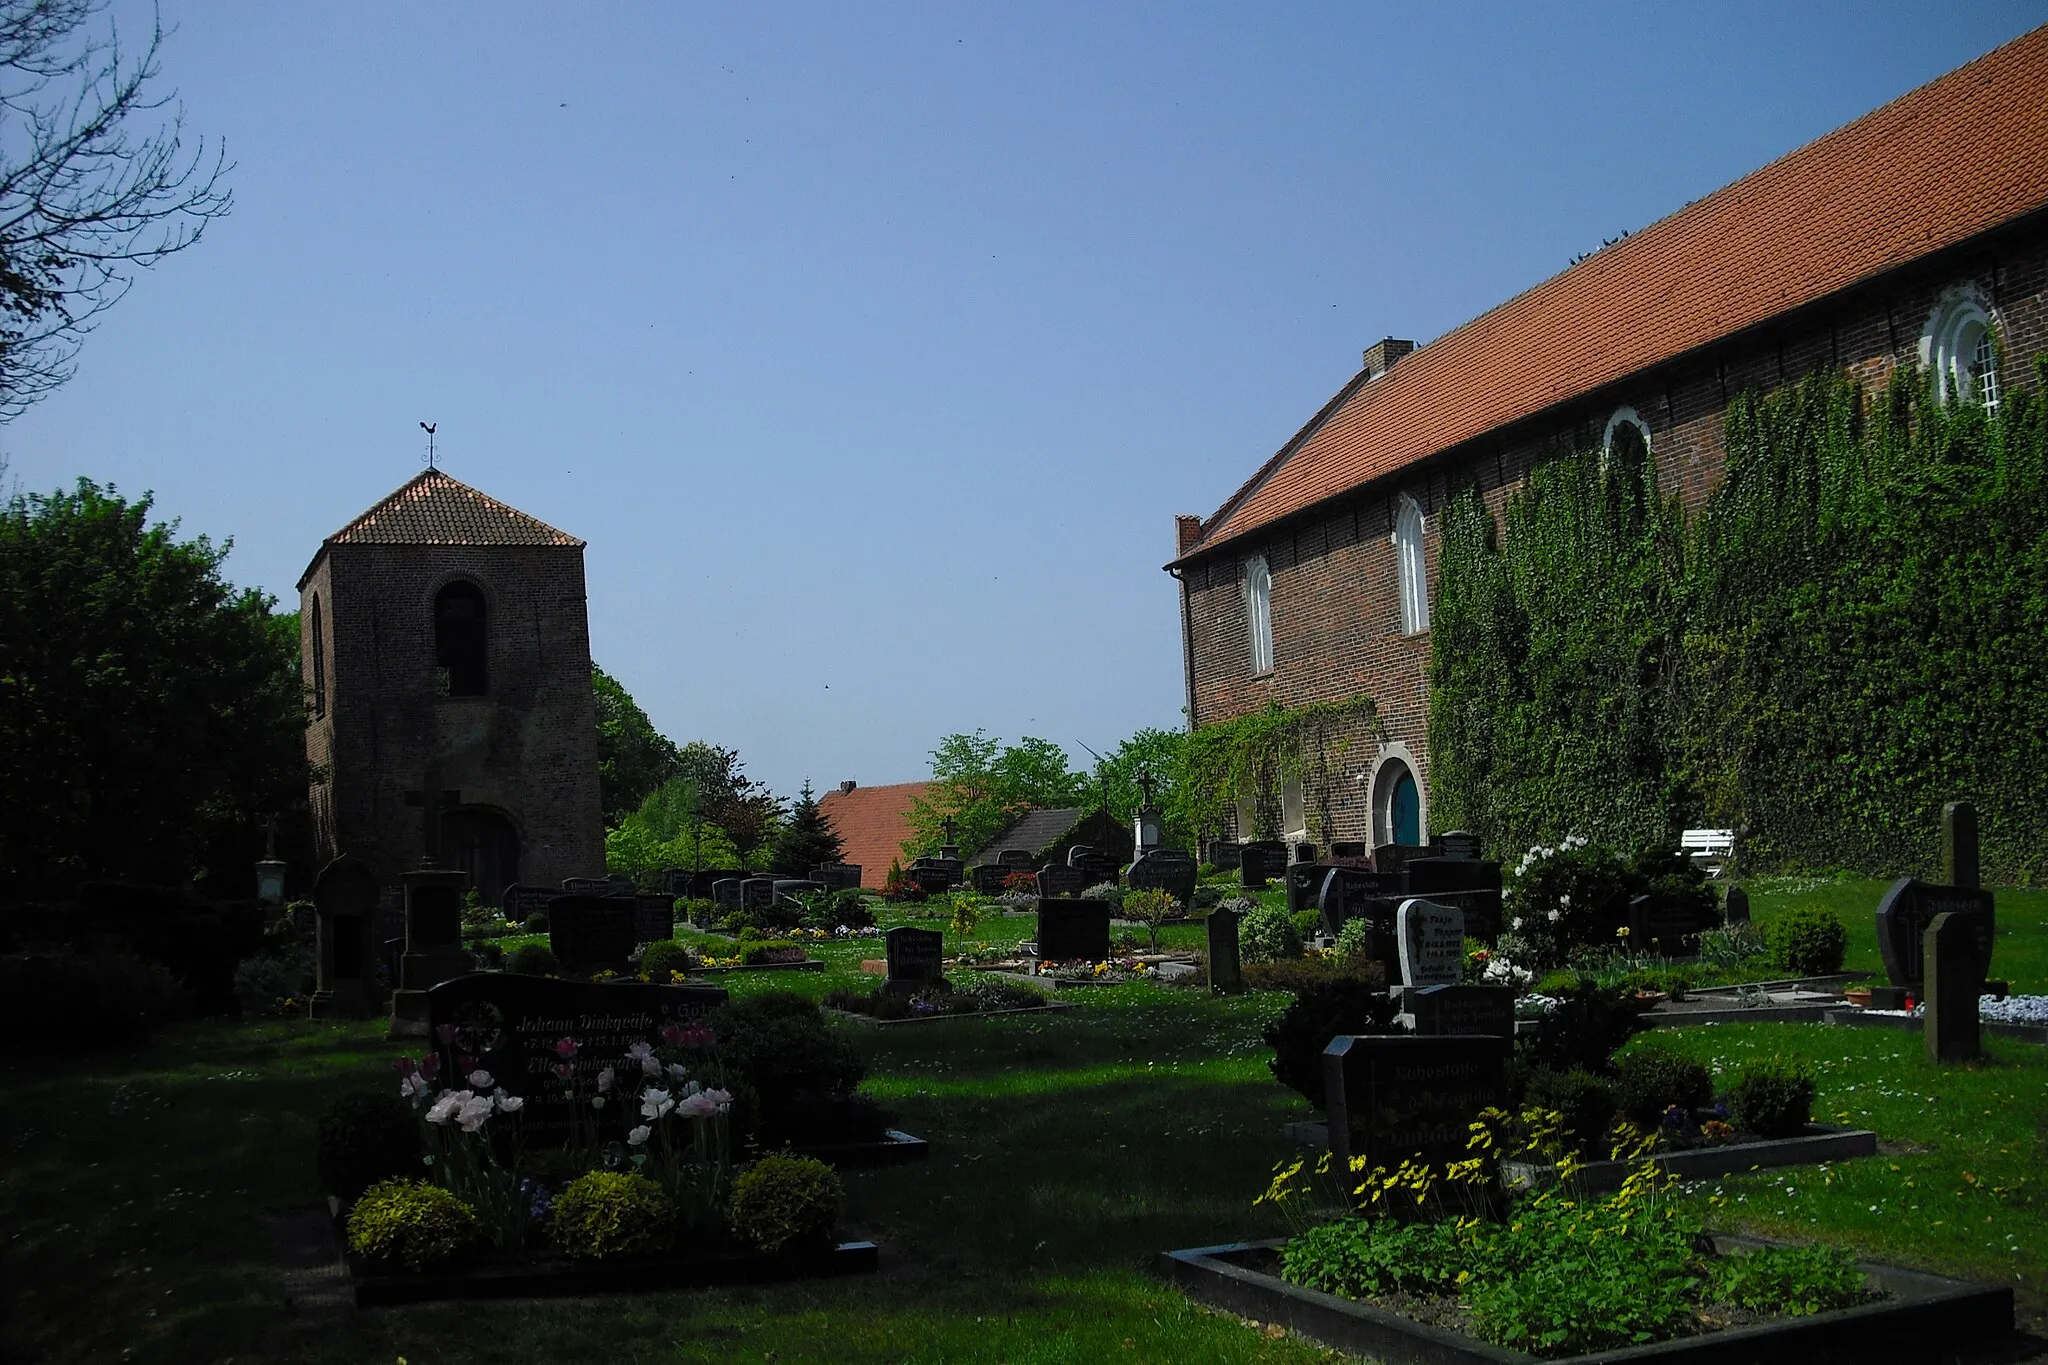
420;1053;442;1077
435;1023;460;1044
393;1057;416;1077
553;1063;573;1081
554;1037;579;1058
660;1024;684;1046
458;1054;476;1075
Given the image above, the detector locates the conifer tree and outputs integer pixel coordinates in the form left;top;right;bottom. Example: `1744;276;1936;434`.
769;780;843;875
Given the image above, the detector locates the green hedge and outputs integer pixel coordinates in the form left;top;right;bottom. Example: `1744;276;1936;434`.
1429;360;2048;884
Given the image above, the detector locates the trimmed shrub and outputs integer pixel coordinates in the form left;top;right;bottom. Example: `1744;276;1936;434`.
0;947;189;1048
346;1180;481;1273
1079;882;1124;909
822;888;873;929
698;992;865;1144
637;939;696;979
1263;977;1396;1110
1242;955;1386;996
1766;905;1848;977
1289;909;1321;943
1515;975;1646;1077
1523;1067;1618;1156
1239;905;1301;964
1614;1046;1713;1125
508;943;561;976
521;911;549;933
727;1155;842;1254
317;1090;421;1206
1726;1064;1815;1138
549;1171;675;1260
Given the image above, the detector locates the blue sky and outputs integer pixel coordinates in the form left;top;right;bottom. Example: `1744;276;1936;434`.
5;2;2042;800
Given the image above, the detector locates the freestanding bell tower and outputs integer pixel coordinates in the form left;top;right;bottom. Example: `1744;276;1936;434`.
297;468;606;907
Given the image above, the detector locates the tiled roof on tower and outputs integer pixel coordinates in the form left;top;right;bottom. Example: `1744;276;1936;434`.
324;469;582;549
1173;23;2048;564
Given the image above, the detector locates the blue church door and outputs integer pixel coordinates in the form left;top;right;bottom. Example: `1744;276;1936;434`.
1389;767;1420;846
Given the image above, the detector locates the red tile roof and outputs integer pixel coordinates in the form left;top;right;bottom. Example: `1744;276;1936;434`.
327;470;581;548
1176;24;2048;563
816;781;933;889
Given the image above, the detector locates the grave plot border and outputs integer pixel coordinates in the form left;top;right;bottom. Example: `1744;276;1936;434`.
1642;1002;1841;1028
989;970;1155;992
1158;1235;2011;1365
787;1128;930;1168
1499;1123;1878;1194
687;959;829;976
347;1238;878;1307
825;1001;1075;1028
1824;1009;2048;1046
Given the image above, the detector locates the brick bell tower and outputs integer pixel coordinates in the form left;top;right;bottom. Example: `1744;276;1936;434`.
297;468;606;907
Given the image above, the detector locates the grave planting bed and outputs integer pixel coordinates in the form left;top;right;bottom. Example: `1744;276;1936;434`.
1160;1235;2012;1365
687;958;828;975
347;1238;879;1307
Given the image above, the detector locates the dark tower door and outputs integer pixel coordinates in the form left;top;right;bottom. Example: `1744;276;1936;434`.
441;807;520;907
1390;769;1420;846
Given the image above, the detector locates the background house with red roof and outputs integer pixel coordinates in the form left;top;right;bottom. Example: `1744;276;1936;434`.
1170;27;2048;852
816;780;933;889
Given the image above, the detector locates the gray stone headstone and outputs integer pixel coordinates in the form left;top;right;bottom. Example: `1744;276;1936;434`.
996;849;1038;870
1206;841;1243;871
1036;898;1111;964
310;854;380;1019
1943;801;1980;890
885;925;945;995
1399;984;1515;1037
1036;864;1086;899
968;864;1010;894
1723;884;1751;925
1324;1035;1510;1183
1925;910;1991;1063
711;878;744;912
773;878;826;907
1206;905;1243;995
549;894;639;968
740;876;778;912
1396;898;1464;987
426;973;726;1145
1876;878;1995;987
1125;850;1198;908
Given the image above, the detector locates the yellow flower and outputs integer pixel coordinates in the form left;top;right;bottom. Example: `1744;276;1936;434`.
1617;926;1631;938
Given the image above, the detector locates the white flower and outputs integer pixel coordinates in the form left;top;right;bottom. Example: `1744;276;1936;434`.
456;1094;495;1132
425;1090;468;1125
1558;894;1570;908
467;1069;493;1090
1547;909;1561;923
497;1094;524;1114
640;1088;675;1121
400;1074;430;1099
591;1095;606;1110
627;1124;652;1147
597;1067;615;1094
626;1041;654;1063
1511;918;1524;931
666;1062;690;1084
676;1091;719;1119
641;1055;661;1077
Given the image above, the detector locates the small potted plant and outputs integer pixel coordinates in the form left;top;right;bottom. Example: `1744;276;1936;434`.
1842;985;1873;1007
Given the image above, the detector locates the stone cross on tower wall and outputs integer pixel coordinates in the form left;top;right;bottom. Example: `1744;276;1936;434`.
403;768;462;868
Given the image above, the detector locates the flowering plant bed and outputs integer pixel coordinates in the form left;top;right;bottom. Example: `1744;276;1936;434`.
346;1236;878;1307
823;977;1060;1021
689;957;827;975
999;958;1158;988
1159;1236;2010;1364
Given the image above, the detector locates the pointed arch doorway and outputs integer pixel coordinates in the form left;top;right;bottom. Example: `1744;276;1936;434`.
441;806;521;907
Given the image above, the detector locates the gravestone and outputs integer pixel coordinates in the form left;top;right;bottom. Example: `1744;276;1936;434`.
504;884;556;925
711;878;744;913
1316;866;1398;937
1876;878;1995;988
1404;857;1505;941
772;878;825;907
1070;848;1121;887
1206;840;1243;871
1324;1035;1511;1181
810;863;863;892
740;877;779;913
1372;842;1428;881
291;900;317;936
309;854;381;1018
549;894;639;969
1239;845;1272;889
1399;984;1516;1038
632;893;676;944
425;973;727;1144
968;864;1009;894
390;864;472;1037
1432;830;1483;861
1723;884;1751;925
885;925;946;996
996;849;1038;871
1396;898;1464;987
1925;911;1992;1063
1283;861;1327;920
1036;899;1111;964
1291;842;1318;865
1206;904;1244;995
1125;850;1198;908
1036;864;1086;899
1627;894;1700;957
906;862;955;895
562;877;614;894
1943;801;1980;890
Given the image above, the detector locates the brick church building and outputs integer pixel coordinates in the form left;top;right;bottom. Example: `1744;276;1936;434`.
1170;28;2048;852
298;468;606;903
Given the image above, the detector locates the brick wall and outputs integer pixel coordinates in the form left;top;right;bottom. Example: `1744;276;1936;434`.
1179;222;2048;846
303;541;606;897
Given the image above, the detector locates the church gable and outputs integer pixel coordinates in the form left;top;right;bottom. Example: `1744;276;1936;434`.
321;470;580;551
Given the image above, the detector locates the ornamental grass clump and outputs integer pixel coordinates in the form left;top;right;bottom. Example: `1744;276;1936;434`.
346;1180;482;1273
728;1154;842;1254
549;1171;675;1260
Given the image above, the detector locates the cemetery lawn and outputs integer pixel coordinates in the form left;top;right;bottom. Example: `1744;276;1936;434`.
1747;874;2048;991
3;906;2044;1363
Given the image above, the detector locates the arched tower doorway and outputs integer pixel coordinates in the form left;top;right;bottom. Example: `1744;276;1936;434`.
442;806;520;907
1369;747;1426;848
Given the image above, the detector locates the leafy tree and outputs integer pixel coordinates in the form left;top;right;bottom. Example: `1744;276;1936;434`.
666;741;782;870
0;479;305;893
0;0;232;417
903;730;1088;859
769;780;843;875
592;664;678;824
603;775;743;884
1085;727;1193;849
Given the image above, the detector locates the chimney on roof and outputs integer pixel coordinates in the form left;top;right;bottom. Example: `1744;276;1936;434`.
839;780;857;794
1175;514;1204;556
1362;337;1415;379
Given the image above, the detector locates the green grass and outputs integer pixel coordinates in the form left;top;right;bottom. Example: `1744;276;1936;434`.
4;894;2045;1363
1745;874;2048;992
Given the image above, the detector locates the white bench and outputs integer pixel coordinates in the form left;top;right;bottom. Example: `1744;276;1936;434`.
1680;828;1736;877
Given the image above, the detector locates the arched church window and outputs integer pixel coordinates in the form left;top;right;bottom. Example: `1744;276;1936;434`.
1244;555;1274;675
434;581;488;697
310;594;326;718
1923;289;2001;411
1393;496;1430;635
1602;406;1652;472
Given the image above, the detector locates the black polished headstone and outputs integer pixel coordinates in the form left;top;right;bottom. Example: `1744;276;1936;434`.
1036;864;1087;899
711;878;743;912
504;884;556;925
1329;840;1369;860
1432;830;1483;861
996;849;1038;871
1876;878;1995;987
968;864;1010;894
425;973;726;1143
633;893;676;944
1372;843;1428;881
1125;850;1198;908
1723;885;1751;925
740;877;778;911
885;925;945;994
1402;984;1515;1038
1943;801;1980;890
1316;866;1399;937
1627;894;1702;957
1206;841;1243;871
549;894;638;968
1283;861;1327;920
1324;1035;1510;1180
562;877;614;894
809;863;863;892
1036;899;1111;964
772;879;825;907
1925;911;1991;1063
1070;849;1121;886
1206;905;1244;995
311;854;381;1017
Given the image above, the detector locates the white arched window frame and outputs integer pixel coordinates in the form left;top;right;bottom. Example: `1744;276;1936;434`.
1392;496;1430;635
1923;289;2002;413
1243;555;1274;675
1602;406;1653;468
